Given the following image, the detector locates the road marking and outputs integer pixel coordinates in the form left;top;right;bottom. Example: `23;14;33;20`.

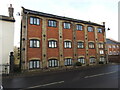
84;71;117;78
22;81;64;89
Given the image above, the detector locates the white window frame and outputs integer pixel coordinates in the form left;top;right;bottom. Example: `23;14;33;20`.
29;60;40;69
88;26;93;32
48;40;57;48
78;42;84;48
76;24;83;31
64;58;72;66
64;41;72;48
30;39;40;48
64;22;71;29
48;59;58;67
78;57;85;64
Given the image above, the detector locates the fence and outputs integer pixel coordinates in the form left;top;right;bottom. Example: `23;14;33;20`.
0;64;10;74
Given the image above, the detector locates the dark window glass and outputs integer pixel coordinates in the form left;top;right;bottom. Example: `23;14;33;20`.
88;42;94;48
78;42;84;48
48;20;57;27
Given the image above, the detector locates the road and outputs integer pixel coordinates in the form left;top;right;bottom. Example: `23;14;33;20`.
2;64;120;89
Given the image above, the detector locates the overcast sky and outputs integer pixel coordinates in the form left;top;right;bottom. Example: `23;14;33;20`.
0;0;119;46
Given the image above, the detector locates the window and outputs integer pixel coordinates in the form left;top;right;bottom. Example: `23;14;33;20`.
109;51;112;55
64;22;70;29
48;20;57;27
48;40;57;48
112;45;116;48
117;45;119;48
78;42;84;48
78;57;85;64
30;17;40;25
90;57;96;64
64;41;72;48
65;58;72;66
98;28;103;33
100;50;104;54
88;26;93;32
100;57;105;62
99;43;104;48
76;24;83;31
29;60;40;69
49;59;58;67
109;45;111;48
88;42;95;48
30;39;40;48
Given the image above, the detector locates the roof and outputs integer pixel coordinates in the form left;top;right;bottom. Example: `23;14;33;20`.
22;7;104;27
106;38;120;45
0;15;15;22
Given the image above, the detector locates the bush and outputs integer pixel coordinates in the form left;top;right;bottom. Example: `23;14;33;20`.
75;62;82;66
99;61;104;64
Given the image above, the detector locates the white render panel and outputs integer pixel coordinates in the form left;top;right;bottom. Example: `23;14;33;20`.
0;20;14;65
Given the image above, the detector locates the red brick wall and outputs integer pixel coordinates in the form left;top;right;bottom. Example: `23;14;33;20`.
27;18;42;61
63;23;73;57
47;20;59;59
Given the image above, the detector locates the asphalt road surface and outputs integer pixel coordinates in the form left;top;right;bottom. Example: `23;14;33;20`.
2;64;120;89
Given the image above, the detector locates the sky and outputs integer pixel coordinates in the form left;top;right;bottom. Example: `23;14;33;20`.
0;0;119;46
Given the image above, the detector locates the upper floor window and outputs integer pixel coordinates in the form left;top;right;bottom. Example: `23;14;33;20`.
109;51;112;55
65;58;72;66
90;57;96;64
109;45;111;48
30;39;40;48
64;41;72;48
30;17;40;25
48;40;57;48
76;24;83;31
99;43;104;48
64;22;71;29
48;20;57;27
98;28;103;33
117;45;119;48
88;26;94;32
78;57;85;64
100;50;104;54
29;60;40;69
88;42;95;49
78;42;84;48
112;45;116;48
48;59;58;67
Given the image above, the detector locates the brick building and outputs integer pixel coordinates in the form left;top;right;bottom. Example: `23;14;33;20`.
106;38;120;63
20;7;107;70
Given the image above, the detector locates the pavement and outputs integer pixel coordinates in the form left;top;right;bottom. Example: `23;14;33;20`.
2;63;119;89
2;63;116;79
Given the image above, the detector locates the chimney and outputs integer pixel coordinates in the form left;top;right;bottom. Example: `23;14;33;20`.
8;4;14;17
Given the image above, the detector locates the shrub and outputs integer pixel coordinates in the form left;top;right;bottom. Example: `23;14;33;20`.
75;62;82;66
99;61;104;64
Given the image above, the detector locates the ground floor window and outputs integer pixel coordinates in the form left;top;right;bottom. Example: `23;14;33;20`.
48;59;58;67
100;57;105;62
65;58;72;66
78;57;85;64
29;60;40;69
89;57;96;64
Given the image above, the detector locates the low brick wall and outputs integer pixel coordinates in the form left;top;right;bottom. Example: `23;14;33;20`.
108;55;120;63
